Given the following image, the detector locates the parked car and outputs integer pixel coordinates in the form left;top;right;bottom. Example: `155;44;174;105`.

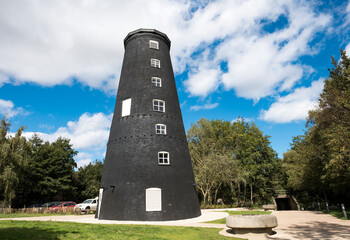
49;201;76;213
41;201;62;209
74;197;98;213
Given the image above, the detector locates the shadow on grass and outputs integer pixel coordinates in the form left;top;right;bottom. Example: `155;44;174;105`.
280;221;350;240
0;227;69;240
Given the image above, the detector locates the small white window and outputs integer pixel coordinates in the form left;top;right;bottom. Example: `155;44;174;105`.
153;99;165;112
122;98;131;117
151;59;160;68
158;151;170;165
146;188;162;211
155;124;166;135
152;77;161;87
149;40;159;50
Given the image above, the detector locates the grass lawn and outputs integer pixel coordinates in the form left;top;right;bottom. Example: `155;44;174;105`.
0;213;79;218
0;220;244;240
205;210;271;224
324;210;350;220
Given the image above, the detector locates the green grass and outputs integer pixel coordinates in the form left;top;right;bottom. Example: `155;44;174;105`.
0;213;77;218
205;210;272;224
324;210;350;220
0;220;243;240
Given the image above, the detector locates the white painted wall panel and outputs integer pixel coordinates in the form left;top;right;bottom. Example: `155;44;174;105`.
122;98;131;117
146;188;162;211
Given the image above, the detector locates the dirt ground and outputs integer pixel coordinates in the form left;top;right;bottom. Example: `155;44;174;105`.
269;211;350;240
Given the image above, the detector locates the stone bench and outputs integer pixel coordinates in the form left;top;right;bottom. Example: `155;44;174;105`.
262;204;276;211
226;214;278;235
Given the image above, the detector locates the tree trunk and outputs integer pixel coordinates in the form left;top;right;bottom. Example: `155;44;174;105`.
243;182;247;206
214;184;221;205
237;183;241;206
250;184;253;205
208;189;212;206
323;191;328;203
229;182;235;202
199;186;206;208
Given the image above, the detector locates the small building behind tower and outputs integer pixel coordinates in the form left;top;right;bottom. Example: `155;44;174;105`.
97;29;201;221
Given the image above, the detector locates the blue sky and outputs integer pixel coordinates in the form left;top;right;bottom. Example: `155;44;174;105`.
0;0;350;167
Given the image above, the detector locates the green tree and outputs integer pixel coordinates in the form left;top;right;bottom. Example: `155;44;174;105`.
0;118;29;207
75;160;103;202
187;118;281;207
27;136;77;202
284;49;350;205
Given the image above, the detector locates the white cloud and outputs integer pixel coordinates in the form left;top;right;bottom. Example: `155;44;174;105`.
0;0;331;100
259;79;324;123
190;102;219;111
0;0;188;93
213;1;329;101
179;0;330;100
185;67;221;97
0;72;9;87
0;99;28;118
75;152;93;168
22;112;112;150
346;42;350;56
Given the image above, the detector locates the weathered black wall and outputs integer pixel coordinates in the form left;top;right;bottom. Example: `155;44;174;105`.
98;29;201;221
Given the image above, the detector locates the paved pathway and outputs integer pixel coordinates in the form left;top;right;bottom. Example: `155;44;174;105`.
269;211;350;240
2;210;350;239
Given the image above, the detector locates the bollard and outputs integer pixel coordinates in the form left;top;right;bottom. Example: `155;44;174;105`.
341;204;348;219
318;202;321;210
325;202;330;213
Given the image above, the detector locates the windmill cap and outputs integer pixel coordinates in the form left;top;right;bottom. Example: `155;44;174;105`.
124;28;171;49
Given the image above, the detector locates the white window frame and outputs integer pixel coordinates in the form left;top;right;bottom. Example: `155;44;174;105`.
158;151;170;165
155;124;166;135
121;98;131;117
153;99;165;112
149;40;159;50
151;77;162;87
151;58;160;68
146;188;162;211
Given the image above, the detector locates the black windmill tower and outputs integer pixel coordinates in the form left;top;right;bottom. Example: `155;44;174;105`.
97;29;201;221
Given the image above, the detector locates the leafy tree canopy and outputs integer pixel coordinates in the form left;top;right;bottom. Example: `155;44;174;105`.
284;50;350;205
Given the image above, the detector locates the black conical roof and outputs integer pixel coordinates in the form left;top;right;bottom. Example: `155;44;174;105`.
124;28;171;49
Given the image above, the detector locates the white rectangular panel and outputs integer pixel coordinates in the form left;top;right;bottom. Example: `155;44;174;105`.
146;188;162;211
122;98;131;117
97;188;103;218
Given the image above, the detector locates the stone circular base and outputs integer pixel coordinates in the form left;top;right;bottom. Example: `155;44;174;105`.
226;214;278;235
262;204;276;211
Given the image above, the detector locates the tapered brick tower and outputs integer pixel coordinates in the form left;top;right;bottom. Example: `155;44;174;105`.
96;29;201;221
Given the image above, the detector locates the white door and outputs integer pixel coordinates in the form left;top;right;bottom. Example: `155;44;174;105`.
145;188;162;211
